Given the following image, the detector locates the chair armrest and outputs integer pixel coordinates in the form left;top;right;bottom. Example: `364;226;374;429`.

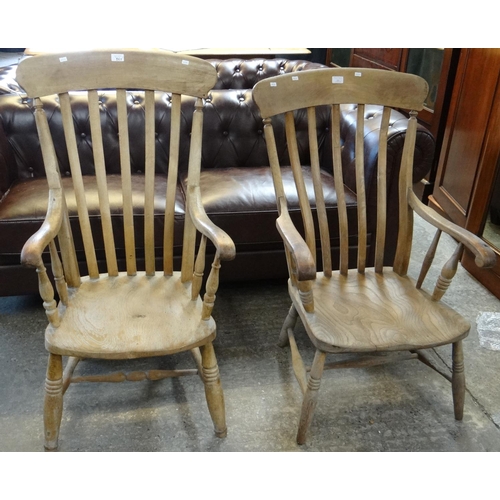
20;188;63;268
276;197;316;281
409;190;496;268
187;186;236;261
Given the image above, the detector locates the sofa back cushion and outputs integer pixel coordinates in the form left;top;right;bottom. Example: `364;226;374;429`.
0;89;332;181
208;58;328;89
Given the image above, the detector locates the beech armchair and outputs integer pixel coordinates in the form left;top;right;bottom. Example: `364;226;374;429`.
253;68;497;444
16;49;235;451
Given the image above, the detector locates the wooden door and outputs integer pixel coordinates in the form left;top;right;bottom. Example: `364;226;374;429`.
429;48;500;298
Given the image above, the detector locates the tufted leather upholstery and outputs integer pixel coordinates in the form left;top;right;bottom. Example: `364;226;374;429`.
0;65;23;96
0;58;435;296
209;58;328;89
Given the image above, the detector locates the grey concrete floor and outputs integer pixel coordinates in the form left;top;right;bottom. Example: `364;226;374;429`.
1;214;500;453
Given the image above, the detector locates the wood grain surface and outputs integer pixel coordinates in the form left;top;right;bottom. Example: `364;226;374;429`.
45;272;216;359
289;270;471;353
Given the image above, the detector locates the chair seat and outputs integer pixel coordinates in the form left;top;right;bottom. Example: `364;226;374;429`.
45;272;216;359
290;268;471;353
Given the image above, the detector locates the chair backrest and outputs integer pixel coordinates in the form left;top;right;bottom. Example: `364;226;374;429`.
253;68;429;279
16;49;217;287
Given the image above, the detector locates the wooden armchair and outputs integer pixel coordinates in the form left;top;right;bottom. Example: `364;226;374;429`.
16;49;235;451
253;68;497;444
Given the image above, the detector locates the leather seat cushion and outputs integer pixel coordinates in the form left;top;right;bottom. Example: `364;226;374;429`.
0;174;186;260
0;166;361;264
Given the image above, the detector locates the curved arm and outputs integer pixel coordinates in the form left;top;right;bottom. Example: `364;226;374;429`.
20;188;63;268
409;190;496;268
187;186;236;262
276;197;316;281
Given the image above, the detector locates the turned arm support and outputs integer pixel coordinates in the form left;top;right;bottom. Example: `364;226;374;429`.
20;188;63;268
187;186;236;262
409;190;496;269
276;197;316;281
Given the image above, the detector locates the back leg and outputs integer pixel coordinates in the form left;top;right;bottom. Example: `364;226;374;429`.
452;340;465;420
297;349;326;445
200;341;227;437
44;353;63;451
278;304;298;347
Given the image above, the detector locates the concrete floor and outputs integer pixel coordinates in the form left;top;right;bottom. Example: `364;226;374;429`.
1;214;500;452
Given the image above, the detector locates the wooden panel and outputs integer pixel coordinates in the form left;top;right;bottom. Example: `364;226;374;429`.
351;49;403;71
431;49;500;227
462;249;500;300
351;55;392;71
460;63;500;298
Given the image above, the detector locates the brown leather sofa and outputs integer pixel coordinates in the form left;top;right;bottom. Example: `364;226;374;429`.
0;58;435;296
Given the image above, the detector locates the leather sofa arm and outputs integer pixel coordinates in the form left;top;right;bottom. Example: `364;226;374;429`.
0;64;24;96
334;104;435;193
0;113;18;199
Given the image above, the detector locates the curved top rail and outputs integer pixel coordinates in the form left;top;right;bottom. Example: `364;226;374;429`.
253;67;429;118
16;48;217;98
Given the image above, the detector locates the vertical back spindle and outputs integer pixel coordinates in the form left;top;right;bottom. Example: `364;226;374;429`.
164;93;182;275
355;104;367;273
263;117;286;205
331;104;349;275
393;111;418;276
263;117;296;285
144;90;156;276
285;111;316;261
308;107;332;277
117;89;137;276
374;106;392;273
60;92;99;279
88;90;118;277
181;98;204;282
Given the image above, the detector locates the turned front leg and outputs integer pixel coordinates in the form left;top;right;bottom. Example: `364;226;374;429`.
44;353;63;451
452;340;465;420
200;342;227;438
297;349;326;445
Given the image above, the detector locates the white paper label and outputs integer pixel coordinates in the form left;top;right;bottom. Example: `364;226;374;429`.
182;60;190;65
354;72;362;77
292;76;299;81
111;54;125;62
332;76;344;84
59;57;68;63
270;82;277;87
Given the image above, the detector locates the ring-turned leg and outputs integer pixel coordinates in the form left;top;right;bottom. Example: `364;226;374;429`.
297;349;326;445
200;342;227;438
278;305;298;348
452;340;465;420
44;353;63;451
